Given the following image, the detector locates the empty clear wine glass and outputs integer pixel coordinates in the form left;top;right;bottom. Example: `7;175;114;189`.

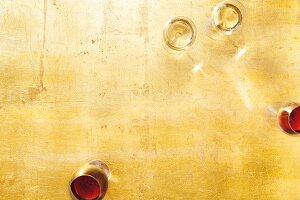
206;0;245;39
163;16;197;53
70;160;111;200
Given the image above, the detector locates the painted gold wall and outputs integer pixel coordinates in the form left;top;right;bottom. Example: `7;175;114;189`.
0;0;300;199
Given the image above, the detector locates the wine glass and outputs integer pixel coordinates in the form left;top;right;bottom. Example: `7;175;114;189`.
206;0;245;40
70;160;111;200
277;103;300;135
163;16;197;53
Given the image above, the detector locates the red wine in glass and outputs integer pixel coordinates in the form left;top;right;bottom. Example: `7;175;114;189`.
70;160;110;200
277;103;300;135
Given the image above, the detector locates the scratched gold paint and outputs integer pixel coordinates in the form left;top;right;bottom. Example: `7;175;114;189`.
0;0;300;199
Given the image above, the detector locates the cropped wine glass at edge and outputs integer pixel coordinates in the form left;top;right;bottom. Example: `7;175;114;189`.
268;103;300;136
70;160;111;200
206;0;245;41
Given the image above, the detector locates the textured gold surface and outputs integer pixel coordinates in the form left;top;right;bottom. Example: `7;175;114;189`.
0;0;300;199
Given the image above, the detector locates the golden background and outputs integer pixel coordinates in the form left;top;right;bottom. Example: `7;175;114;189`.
0;0;300;199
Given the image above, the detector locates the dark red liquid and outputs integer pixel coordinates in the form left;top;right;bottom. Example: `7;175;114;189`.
289;106;300;133
71;176;100;200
